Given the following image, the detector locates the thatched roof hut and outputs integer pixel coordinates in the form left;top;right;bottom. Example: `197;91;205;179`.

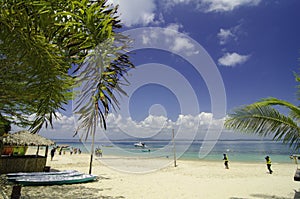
2;130;54;146
1;131;55;173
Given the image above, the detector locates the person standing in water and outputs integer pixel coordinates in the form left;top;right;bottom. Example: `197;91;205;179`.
265;156;273;174
223;154;229;169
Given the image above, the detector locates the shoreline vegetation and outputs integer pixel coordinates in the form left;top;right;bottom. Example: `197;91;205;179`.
1;148;299;198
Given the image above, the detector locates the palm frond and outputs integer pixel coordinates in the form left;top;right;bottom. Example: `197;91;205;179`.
225;104;300;150
0;0;133;136
73;35;133;139
250;97;300;123
294;72;300;101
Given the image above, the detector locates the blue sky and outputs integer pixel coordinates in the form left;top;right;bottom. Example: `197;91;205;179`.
24;0;300;141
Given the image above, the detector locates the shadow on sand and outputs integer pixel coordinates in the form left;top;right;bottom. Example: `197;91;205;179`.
20;183;125;199
230;190;300;199
294;190;300;199
0;175;123;199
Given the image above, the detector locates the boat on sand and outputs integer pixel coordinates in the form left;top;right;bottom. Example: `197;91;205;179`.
6;170;97;186
14;174;97;186
6;170;77;177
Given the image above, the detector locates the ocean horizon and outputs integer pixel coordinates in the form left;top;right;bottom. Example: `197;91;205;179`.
52;139;297;164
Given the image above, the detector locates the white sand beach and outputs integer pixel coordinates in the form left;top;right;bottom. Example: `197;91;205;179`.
2;150;299;199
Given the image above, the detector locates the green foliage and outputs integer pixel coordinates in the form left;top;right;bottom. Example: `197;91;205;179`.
0;114;11;136
225;97;300;150
0;0;134;136
294;72;300;101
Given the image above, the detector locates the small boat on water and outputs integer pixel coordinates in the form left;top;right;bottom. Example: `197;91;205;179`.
134;141;147;148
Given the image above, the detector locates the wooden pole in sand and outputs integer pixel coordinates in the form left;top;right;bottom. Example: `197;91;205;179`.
172;129;177;167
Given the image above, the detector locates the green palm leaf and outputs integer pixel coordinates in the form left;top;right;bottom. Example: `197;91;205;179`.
0;0;134;137
225;98;300;150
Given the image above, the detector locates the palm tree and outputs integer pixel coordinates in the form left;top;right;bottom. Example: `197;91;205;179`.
0;0;133;134
224;87;300;150
1;0;134;174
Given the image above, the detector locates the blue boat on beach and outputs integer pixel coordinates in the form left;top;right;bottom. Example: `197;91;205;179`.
7;170;97;186
6;170;78;177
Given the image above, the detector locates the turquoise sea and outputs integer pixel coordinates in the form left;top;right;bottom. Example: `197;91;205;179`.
53;139;297;164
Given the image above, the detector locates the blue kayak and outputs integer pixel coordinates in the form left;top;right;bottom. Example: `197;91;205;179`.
8;171;83;182
14;174;97;186
6;170;78;177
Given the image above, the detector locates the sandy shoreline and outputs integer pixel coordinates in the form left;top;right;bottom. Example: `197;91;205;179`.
1;151;300;199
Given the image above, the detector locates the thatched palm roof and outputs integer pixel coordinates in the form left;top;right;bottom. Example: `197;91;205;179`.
2;130;55;146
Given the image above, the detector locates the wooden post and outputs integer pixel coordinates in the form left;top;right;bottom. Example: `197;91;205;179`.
45;146;49;158
36;145;40;156
0;136;3;158
11;185;21;199
172;129;177;167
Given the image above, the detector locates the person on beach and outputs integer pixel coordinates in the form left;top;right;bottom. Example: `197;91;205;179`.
223;154;229;169
50;147;56;161
290;155;299;164
265;156;273;174
95;147;103;157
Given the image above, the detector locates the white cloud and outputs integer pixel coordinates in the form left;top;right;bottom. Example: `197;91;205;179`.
105;0;261;27
106;0;160;27
162;0;261;12
165;23;183;33
141;24;198;56
200;0;261;12
166;0;192;4
10;113;76;140
11;112;225;140
218;23;245;46
172;37;194;52
105;112;224;140
218;52;250;67
103;112;224;140
119;116;165;138
160;0;193;10
164;23;195;52
217;28;235;45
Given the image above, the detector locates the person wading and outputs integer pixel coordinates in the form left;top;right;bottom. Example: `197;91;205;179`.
265;156;273;174
223;154;229;169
